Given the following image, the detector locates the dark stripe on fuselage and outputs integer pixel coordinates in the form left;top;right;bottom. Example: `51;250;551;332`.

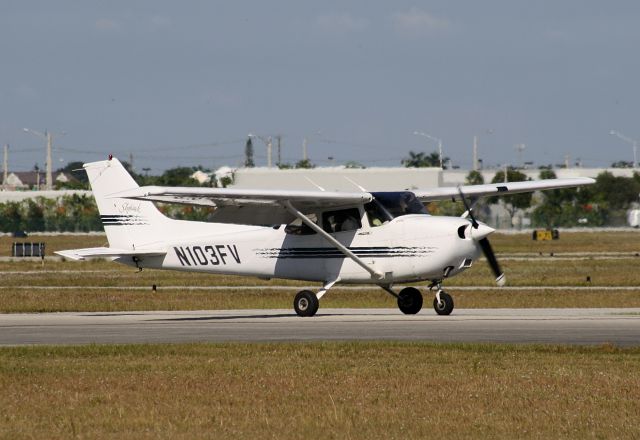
256;246;434;259
100;215;149;225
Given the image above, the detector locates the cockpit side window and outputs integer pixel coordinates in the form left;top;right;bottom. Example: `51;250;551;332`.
322;208;362;233
371;192;428;219
364;200;393;227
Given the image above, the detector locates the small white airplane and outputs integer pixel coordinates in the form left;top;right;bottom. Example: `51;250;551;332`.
58;157;594;316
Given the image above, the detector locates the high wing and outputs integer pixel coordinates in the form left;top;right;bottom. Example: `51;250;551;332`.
108;186;373;225
413;177;595;202
108;178;593;226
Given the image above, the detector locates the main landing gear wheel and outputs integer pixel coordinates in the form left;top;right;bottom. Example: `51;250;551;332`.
433;291;454;316
294;290;319;317
397;287;423;315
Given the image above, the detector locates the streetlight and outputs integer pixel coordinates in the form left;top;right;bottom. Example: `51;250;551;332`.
248;133;273;167
23;128;67;190
301;131;334;164
23;128;54;190
473;129;494;171
514;143;526;168
609;130;638;168
413;131;443;168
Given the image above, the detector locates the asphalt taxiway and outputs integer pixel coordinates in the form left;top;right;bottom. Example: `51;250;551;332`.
1;308;639;346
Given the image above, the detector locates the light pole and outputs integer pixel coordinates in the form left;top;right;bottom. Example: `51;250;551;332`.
301;132;333;165
23;128;65;190
609;130;638;168
2;144;8;190
248;133;274;167
413;131;443;168
23;128;52;190
473;129;494;171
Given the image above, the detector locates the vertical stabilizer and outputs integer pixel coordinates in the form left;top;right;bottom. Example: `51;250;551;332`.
84;157;169;249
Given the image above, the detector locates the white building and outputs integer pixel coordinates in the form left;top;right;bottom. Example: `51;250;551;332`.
232;167;442;191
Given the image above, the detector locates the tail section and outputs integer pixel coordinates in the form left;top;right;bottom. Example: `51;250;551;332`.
84;157;169;250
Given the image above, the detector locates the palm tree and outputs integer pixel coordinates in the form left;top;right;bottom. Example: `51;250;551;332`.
402;151;444;168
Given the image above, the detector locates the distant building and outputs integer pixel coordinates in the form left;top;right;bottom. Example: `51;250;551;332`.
229;165;640;191
232;167;442;191
2;171;73;191
190;170;211;185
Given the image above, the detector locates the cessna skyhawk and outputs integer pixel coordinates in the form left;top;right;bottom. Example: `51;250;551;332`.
58;157;594;316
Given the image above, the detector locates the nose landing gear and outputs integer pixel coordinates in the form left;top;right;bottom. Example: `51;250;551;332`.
430;281;454;315
433;290;454;315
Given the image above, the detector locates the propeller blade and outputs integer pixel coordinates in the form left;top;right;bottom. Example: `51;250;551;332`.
457;187;478;228
478;237;506;287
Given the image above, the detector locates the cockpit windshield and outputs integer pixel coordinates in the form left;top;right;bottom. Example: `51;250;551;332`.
369;192;428;219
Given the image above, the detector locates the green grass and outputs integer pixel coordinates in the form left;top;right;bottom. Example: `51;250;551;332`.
1;287;640;313
0;234;106;257
1;342;639;439
490;230;640;253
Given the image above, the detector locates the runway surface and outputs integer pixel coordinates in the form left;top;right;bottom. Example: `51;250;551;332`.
1;308;639;346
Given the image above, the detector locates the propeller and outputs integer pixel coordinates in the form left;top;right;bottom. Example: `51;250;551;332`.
457;187;506;287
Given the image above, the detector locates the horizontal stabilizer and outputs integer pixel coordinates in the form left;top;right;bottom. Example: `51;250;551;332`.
55;247;166;261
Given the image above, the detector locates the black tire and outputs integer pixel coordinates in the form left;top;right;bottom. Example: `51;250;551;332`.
294;290;319;317
433;291;454;315
397;287;423;315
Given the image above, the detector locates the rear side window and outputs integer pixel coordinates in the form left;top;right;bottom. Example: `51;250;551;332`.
284;213;318;235
322;208;362;233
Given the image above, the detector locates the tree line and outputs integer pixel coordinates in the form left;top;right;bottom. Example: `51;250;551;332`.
0;194;215;233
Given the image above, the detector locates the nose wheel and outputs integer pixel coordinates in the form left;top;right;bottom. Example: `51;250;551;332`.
433;290;454;315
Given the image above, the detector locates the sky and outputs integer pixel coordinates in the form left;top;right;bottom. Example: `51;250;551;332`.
1;1;640;173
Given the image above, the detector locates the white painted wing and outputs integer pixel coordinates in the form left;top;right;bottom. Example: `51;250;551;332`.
108;187;374;225
413;177;595;202
109;186;373;208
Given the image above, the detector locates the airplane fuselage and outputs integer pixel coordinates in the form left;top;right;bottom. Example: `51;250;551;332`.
123;214;481;285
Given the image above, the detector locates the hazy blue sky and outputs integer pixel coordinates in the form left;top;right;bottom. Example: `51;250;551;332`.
1;1;639;172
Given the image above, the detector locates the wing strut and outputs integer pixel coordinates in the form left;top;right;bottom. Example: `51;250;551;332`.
282;201;384;280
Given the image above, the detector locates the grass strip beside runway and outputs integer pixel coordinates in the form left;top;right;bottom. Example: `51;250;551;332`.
2;287;640;313
0;342;638;439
